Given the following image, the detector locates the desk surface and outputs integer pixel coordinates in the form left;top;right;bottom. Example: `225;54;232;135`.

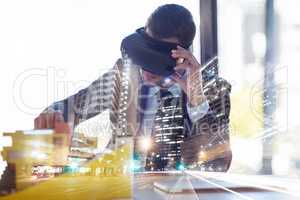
133;172;300;200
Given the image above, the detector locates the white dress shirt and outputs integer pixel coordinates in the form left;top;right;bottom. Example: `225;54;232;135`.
140;83;209;136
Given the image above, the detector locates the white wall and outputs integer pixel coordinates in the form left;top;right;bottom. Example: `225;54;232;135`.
0;0;200;132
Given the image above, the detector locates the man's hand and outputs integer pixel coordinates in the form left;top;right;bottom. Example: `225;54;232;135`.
171;46;206;106
34;112;71;142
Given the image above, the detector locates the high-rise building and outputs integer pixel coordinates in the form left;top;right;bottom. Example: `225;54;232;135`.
181;78;232;171
146;92;185;171
109;58;139;149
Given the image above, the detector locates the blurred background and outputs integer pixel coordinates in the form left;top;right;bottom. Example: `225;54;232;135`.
218;0;300;177
0;0;300;181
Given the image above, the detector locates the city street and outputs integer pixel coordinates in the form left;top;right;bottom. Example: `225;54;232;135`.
0;176;131;200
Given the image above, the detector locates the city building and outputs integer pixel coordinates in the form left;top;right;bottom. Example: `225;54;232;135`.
145;92;185;171
181;78;232;171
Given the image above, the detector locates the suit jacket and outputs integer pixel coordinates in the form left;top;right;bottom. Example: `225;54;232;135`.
43;58;232;171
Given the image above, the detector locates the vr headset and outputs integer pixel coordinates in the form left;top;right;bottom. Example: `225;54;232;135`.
120;27;191;77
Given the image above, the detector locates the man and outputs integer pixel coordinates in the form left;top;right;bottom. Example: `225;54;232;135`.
34;4;232;171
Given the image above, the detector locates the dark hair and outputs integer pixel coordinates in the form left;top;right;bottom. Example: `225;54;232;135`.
146;4;196;47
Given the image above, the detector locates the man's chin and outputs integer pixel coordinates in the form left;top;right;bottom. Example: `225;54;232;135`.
142;79;175;89
142;79;158;86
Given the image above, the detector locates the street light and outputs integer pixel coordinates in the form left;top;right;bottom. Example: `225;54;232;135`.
139;137;152;152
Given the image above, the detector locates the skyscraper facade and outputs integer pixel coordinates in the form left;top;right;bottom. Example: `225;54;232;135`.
146;91;185;171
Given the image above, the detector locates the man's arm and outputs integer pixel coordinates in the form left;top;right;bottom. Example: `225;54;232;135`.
34;60;121;130
170;46;209;122
186;99;209;123
185;66;210;122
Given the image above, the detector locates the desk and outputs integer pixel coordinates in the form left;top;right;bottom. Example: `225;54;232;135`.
133;172;300;200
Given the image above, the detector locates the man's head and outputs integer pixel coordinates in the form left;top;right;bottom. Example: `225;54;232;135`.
146;4;196;47
142;4;196;87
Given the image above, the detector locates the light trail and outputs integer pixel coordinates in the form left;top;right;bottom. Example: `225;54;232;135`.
187;171;300;199
185;171;256;200
184;174;201;200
